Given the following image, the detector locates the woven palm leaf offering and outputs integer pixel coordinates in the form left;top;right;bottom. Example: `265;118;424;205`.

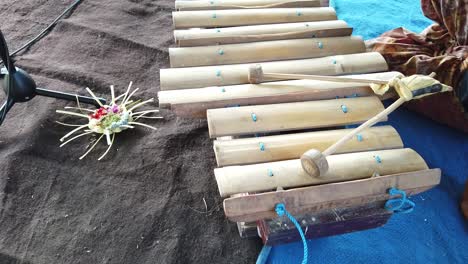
56;82;162;160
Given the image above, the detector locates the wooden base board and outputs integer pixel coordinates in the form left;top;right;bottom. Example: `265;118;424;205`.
223;169;441;222
258;202;392;245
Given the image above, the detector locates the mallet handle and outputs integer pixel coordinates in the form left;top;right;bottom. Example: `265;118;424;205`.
322;97;406;156
263;72;389;85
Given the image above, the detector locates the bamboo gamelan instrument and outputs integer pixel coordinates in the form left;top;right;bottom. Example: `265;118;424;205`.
172;7;337;29
161;1;441;247
160;52;389;90
174;20;352;46
175;0;329;11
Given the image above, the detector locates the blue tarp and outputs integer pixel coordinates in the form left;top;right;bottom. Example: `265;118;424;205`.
269;1;468;263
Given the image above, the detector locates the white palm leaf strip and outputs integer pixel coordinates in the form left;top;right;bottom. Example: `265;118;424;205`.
79;134;104;160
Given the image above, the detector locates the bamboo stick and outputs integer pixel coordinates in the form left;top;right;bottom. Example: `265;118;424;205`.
207;96;386;138
175;0;328;11
160;52;389;90
223;169;440;222
214;126;403;166
158;71;402;118
215;148;429;197
172;7;337;29
169;36;365;67
174;20;351;46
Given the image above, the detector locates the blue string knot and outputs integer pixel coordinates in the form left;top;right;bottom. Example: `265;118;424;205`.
385;187;415;213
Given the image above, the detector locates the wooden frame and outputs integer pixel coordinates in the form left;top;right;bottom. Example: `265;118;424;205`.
223;169;441;222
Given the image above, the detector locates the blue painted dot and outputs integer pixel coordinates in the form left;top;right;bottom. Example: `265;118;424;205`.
259;142;265;151
221;88;226;93
357;134;363;142
216;29;221;33
268;169;274;177
332;59;337;64
353;93;359;97
212;13;217;18
317;42;323;49
296;10;302;16
210;1;214;4
251;113;257;122
375;155;382;164
341;105;348;113
218;49;224;55
335;96;339;99
216;70;221;77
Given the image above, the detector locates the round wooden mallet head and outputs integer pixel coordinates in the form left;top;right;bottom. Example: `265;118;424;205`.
300;149;329;177
248;64;264;84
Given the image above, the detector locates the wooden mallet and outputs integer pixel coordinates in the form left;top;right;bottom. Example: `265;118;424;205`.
300;72;452;178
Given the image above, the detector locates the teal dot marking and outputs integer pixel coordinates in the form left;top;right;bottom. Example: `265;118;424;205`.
375;155;382;164
268;169;274;177
341;105;348;113
218;49;224;55
356;134;363;142
251;113;257;122
259;142;265;151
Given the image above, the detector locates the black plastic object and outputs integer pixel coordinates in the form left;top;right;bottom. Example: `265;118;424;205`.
0;28;106;126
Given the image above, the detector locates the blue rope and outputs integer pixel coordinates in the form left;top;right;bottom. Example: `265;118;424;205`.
275;203;308;264
385;188;415;213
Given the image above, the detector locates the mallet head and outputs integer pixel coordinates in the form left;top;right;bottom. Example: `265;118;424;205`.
301;149;329;177
248;64;264;84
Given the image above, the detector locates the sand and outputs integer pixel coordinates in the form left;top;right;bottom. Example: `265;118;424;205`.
0;1;261;263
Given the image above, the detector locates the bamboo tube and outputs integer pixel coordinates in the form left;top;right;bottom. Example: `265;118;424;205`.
207;96;386;138
175;0;328;11
215;148;428;197
174;20;351;46
160;52;388;90
158;72;402;118
172;7;337;29
214;126;403;166
169;36;364;67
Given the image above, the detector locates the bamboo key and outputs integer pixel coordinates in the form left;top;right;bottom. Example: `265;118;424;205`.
248;64;388;85
300;72;453;178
